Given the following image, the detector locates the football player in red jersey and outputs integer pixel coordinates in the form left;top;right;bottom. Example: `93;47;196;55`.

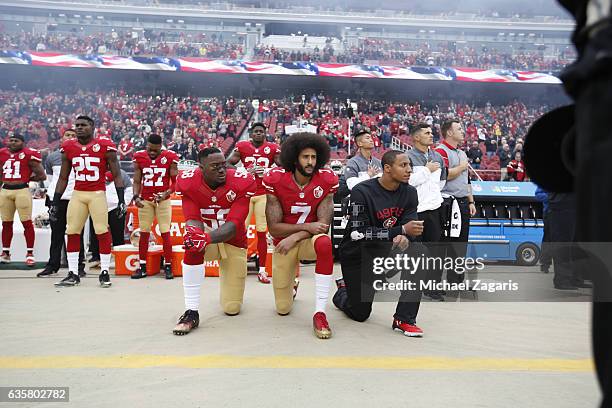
263;132;338;339
131;134;179;280
0;134;46;266
51;115;126;288
173;147;256;336
227;122;281;284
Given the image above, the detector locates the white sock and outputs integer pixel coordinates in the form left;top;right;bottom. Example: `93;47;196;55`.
259;266;267;275
182;262;204;311
315;273;332;313
100;253;111;272
67;252;79;274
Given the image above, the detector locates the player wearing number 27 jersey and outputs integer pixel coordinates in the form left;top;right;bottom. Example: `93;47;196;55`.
52;115;125;288
263;132;338;339
172;147;256;336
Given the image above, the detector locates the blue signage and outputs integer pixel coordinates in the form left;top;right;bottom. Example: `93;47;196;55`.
471;181;537;198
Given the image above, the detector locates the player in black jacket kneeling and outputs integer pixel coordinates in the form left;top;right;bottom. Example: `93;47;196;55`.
333;150;428;337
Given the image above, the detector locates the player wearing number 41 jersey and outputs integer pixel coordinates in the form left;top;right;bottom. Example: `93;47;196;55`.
52;115;126;288
0;134;46;266
131;134;179;280
263;132;338;339
172;147;256;336
227;122;280;284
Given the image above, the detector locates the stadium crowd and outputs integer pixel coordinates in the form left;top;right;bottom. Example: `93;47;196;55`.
0;31;245;59
0;89;549;181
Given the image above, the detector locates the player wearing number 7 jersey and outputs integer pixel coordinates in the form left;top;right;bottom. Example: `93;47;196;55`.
52;115;125;288
227;122;280;284
263;132;338;339
131;134;179;280
0;134;46;266
172;147;256;336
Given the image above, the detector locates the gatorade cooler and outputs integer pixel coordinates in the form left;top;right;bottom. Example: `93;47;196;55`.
171;245;220;277
112;244;163;276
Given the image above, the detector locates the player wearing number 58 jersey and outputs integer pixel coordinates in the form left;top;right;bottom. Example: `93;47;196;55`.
52;115;126;288
0;134;46;266
227;122;280;284
131;134;179;280
172;148;256;336
263;132;338;339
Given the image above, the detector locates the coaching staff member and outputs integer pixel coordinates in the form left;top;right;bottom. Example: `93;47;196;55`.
333;150;427;337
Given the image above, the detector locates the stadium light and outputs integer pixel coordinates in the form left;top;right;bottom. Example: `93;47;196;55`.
345;26;351;30
255;23;261;27
429;30;435;33
498;33;505;36
74;14;81;18
85;15;92;19
97;16;104;20
58;13;65;17
166;19;173;23
356;27;363;30
178;19;184;23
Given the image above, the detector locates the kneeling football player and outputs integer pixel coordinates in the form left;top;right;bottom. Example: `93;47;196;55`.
173;148;256;335
263;132;338;339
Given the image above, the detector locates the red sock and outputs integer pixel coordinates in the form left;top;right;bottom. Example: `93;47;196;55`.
139;231;150;261
161;232;172;264
313;235;333;275
67;234;81;252
21;220;35;249
1;221;13;251
256;231;268;267
97;231;112;255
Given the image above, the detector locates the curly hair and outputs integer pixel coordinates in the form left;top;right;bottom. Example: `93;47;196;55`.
279;132;330;173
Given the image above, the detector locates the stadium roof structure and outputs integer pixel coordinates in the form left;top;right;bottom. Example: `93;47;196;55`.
0;51;562;84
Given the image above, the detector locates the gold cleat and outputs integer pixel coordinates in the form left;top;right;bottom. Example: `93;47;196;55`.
313;312;332;339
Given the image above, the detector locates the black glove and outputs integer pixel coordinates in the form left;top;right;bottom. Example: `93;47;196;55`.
116;202;127;219
48;193;62;223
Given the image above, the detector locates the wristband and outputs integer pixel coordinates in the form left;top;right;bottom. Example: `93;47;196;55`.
468;201;475;205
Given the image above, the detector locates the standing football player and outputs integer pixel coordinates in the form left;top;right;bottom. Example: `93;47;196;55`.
173;147;256;336
0;134;46;266
131;134;179;280
227;122;280;284
51;115;126;288
263;132;338;339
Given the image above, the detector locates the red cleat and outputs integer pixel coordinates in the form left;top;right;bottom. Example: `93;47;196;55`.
257;270;271;284
25;255;35;267
392;319;423;338
313;312;332;339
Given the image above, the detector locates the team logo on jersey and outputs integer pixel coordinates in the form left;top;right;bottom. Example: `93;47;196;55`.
226;190;236;202
264;146;271;154
383;217;397;228
313;186;324;199
211;196;217;203
19;152;25;160
160;157;167;165
92;144;100;152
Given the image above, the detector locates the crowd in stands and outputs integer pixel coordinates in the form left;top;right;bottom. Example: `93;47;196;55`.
255;39;574;71
0;31;245;59
0;88;553;181
0;91;252;161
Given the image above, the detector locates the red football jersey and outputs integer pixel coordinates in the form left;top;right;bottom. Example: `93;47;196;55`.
0;147;42;183
263;167;339;244
234;140;280;196
176;168;256;249
133;149;179;201
61;137;117;192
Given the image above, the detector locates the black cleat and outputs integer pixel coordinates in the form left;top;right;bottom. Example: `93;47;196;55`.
173;310;199;335
54;271;80;287
164;264;174;280
131;264;147;279
37;268;58;277
99;270;112;288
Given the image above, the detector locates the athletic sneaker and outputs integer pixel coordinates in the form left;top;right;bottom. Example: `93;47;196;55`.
54;271;80;287
313;312;332;339
164;264;174;280
392;319;423;338
0;252;10;263
131;264;147;279
257;270;271;284
173;310;200;335
25;254;35;267
99;270;112;288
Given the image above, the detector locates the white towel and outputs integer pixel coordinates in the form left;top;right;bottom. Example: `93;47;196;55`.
450;198;462;238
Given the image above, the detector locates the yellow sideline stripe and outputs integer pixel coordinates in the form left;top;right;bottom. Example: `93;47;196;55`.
0;356;593;372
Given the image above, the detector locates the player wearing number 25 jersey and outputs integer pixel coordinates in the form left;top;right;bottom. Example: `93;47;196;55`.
0;134;46;266
172;147;256;336
227;122;281;284
131;134;179;280
52;115;125;288
263;132;338;339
